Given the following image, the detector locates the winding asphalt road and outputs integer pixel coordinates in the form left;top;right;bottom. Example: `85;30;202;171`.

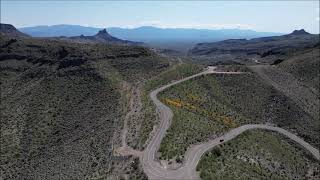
140;67;320;180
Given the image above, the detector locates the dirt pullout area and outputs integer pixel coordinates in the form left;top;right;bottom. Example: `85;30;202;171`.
249;65;319;120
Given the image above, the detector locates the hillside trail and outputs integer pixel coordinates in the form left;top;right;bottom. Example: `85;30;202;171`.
117;66;319;180
117;83;143;157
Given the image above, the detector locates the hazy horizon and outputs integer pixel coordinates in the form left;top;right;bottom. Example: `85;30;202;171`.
17;24;286;33
2;1;319;34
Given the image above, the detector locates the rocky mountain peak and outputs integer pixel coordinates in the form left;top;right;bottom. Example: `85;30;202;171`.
290;29;310;35
96;29;110;36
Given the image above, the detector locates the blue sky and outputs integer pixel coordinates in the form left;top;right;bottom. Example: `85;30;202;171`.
2;1;319;33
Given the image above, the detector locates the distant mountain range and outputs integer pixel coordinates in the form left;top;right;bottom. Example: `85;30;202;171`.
19;24;283;39
1;23;140;46
189;29;319;65
190;29;317;56
19;24;284;52
107;26;283;42
19;24;101;37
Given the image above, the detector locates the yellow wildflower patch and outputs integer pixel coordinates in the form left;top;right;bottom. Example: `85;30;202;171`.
164;98;197;110
184;102;197;110
187;94;201;101
165;98;183;107
222;116;237;128
164;98;237;128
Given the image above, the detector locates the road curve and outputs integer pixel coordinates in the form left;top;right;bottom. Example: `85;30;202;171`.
141;67;320;180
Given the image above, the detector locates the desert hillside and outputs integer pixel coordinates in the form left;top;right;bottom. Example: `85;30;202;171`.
0;30;169;179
